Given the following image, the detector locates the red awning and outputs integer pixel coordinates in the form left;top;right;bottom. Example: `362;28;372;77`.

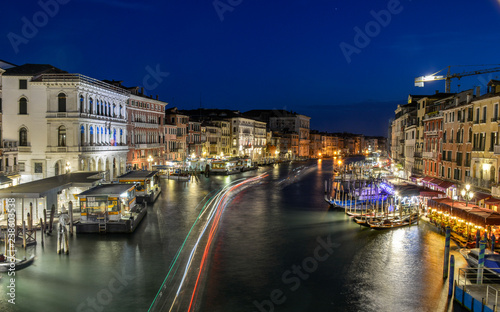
420;190;445;197
438;180;455;189
485;197;500;205
474;192;491;201
430;178;443;185
422;176;433;182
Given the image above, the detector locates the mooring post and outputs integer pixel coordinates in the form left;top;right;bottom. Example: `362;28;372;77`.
29;203;33;230
492;233;496;252
64;227;69;254
476;230;481;248
49;204;55;234
477;240;487;284
22;221;26;249
40;218;44;246
44;209;47;234
449;255;455;297
443;226;451;279
57;224;61;254
69;201;73;236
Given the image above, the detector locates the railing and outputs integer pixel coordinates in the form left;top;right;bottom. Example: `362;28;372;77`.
134;122;159;129
79;145;129;152
422;151;436;159
413;151;422;158
4;165;19;174
456;159;462;166
424;130;438;136
18;146;31;153
492;117;500;122
457;267;500;310
465;176;492;190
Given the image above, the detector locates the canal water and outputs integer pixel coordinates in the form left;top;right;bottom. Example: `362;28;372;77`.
0;159;466;311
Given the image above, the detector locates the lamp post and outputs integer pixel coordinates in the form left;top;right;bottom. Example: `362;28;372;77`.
461;184;474;207
147;155;153;170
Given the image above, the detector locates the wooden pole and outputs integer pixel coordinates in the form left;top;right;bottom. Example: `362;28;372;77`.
69;201;73;236
22;221;26;249
29;202;33;230
44;209;47;234
49;204;55;234
40;218;44;246
57;224;61;254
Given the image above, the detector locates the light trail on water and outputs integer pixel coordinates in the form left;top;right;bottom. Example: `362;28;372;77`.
148;173;268;312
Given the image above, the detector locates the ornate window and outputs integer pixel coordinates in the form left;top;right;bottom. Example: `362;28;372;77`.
58;126;66;146
19;98;27;114
58;93;66;112
19;127;28;146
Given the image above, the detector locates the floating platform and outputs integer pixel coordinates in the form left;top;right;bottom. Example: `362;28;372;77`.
75;206;147;234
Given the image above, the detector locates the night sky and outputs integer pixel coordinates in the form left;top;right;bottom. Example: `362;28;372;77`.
2;0;500;136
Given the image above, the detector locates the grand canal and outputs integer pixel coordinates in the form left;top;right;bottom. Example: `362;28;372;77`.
1;159;466;311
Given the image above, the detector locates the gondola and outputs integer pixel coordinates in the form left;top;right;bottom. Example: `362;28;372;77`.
0;255;35;272
368;219;411;230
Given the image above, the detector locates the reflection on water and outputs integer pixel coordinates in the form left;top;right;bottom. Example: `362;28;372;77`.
0;160;465;312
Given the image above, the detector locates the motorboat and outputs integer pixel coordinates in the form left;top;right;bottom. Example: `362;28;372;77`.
459;248;500;277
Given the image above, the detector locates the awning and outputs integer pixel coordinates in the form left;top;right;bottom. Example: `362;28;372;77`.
484;197;500;205
430;178;443;185
474;192;491;201
438;180;455;189
422;176;434;182
420;190;445;197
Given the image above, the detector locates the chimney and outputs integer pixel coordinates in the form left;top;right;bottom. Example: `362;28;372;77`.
476;86;480;97
141;87;144;95
435;90;439;94
156;95;159;100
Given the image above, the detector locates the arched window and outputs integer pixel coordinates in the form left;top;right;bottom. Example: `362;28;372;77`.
113;129;117;146
58;126;66;146
80;95;84;113
100;101;104;116
19;98;27;114
120;129;123;145
90;126;94;145
80;125;85;146
89;98;93;114
96;101;100;115
113;104;116;117
55;162;60;176
58;93;66;112
19;127;28;146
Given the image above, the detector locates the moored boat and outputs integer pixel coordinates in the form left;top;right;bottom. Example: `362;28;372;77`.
459;248;500;277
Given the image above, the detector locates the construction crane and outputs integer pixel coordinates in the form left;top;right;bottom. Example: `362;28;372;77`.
414;65;500;93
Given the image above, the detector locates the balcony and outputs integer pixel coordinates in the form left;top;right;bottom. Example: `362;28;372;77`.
465;176;492;190
424;130;438;136
18;146;31;153
422;151;437;159
492;117;500;122
79;145;129;152
4;165;19;174
134;143;161;149
413;151;422;158
456;159;462;166
134;122;159;129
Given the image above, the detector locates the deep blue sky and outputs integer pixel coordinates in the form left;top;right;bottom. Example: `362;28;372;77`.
2;0;500;136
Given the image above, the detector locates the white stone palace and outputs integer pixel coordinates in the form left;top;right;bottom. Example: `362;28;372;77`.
2;64;129;183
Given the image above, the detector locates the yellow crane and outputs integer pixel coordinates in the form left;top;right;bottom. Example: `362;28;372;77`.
414;65;500;93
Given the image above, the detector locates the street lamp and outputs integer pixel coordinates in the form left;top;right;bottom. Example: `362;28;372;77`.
147;155;153;170
461;184;474;207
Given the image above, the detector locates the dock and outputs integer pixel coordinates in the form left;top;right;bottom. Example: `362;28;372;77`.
75;205;147;233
